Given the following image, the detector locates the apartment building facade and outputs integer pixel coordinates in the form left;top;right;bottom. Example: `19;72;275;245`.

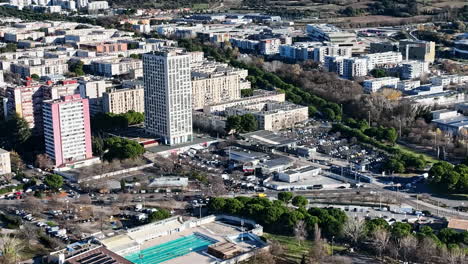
102;87;145;114
43;94;92;167
143;51;193;145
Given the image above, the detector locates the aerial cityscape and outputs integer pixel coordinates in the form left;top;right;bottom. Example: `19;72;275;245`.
0;0;467;264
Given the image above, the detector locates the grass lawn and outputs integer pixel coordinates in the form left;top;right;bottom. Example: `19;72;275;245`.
394;144;439;164
263;233;346;262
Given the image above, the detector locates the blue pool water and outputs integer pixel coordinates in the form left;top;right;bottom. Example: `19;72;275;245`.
125;234;215;264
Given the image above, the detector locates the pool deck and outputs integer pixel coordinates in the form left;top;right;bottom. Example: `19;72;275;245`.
135;222;242;264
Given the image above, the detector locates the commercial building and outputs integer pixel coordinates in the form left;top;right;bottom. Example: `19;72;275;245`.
102;87;144;114
431;110;468;135
342;57;368;79
363;51;402;71
43;94;93;167
363;77;400;93
369;42;399;53
277;166;322;183
399;40;436;63
306;24;357;44
143;50;193;145
225;101;308;131
0;148;11;176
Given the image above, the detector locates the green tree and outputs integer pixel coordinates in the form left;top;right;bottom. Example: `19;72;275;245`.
209;197;226;212
0;114;32;150
226;115;241;133
103;137;145;161
44;174;63;191
391;222;412;239
308;106;318;116
224;198;244;215
370;69;388;78
292;196;308;208
384;127;398;144
92;136;105;157
384;159;405;173
240;114;258;132
278;192;293;203
31;74;40;80
322;108;335;121
148;208;171;222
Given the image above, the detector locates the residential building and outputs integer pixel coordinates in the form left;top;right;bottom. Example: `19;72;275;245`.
6;81;44;130
397;80;420;91
431;75;468;87
43;94;93;167
42;80;80;100
324;56;345;75
363;51;402;70
78;78;108;115
87;0;108;11
92;58;143;78
143;50;193;145
191;63;245;110
0;148;11;176
258;38;282;55
102;87;144;114
400;61;429;80
399;40;436;63
203;90;285;114
225;101;308;131
313;45;352;63
279;42;321;61
363;77;400;93
80;42;128;53
342;57;368;79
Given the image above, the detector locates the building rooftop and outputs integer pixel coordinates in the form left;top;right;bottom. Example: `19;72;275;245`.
242;130;297;147
65;246;133;264
432;116;468;128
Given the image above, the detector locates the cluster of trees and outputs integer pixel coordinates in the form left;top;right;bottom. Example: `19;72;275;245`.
93;137;145;161
148;208;171;222
91;111;144;132
68;60;85;76
225;114;258;134
429;161;468;193
368;0;420;17
208;194;346;238
345;118;398;144
0;43;17;53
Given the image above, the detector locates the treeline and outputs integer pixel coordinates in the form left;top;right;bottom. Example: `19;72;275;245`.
332;122;427;173
209;193;468;263
225;114;258;134
429;161;468;194
208;194;346;238
91;111;144;132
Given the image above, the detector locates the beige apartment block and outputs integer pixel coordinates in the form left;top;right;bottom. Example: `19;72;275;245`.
0;148;11;175
192;73;241;110
103;88;145;114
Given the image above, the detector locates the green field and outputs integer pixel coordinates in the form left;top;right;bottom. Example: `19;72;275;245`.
395;144;439;164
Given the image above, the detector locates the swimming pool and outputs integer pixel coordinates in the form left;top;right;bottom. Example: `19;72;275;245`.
125;234;216;264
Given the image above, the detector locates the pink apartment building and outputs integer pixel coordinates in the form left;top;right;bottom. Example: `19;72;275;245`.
43;94;92;167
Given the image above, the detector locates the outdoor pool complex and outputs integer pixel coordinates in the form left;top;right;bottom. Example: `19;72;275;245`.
125;234;216;264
